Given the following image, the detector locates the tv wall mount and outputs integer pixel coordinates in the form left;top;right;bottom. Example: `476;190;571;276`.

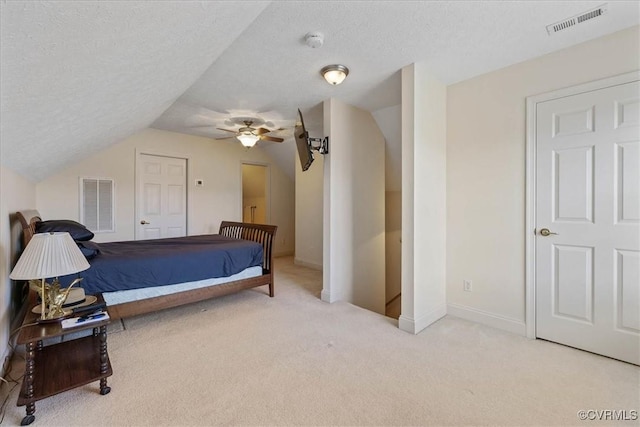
307;136;329;155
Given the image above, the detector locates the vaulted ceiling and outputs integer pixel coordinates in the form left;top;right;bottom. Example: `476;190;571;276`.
2;1;638;182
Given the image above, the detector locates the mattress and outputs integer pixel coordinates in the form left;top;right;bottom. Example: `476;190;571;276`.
59;234;264;295
102;265;263;305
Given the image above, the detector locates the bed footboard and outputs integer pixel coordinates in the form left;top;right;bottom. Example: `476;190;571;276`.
219;221;277;297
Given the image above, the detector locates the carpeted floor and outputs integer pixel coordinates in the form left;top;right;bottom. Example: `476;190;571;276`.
1;257;638;426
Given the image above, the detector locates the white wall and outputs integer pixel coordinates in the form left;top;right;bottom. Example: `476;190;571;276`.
446;26;640;333
36;128;295;255
294;150;324;270
400;64;448;334
322;98;386;314
0;166;36;369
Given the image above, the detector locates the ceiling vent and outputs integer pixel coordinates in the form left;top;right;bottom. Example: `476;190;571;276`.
546;4;608;35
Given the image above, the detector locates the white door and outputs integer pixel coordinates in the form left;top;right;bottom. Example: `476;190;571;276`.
535;80;639;365
136;153;187;240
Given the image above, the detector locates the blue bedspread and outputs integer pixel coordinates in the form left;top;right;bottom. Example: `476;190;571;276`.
59;235;264;295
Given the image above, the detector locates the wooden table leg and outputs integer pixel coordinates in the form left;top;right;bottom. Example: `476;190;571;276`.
98;325;111;395
21;341;36;425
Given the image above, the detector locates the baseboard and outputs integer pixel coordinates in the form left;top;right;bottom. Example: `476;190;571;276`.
447;303;526;336
321;288;337;303
294;257;322;271
398;304;447;335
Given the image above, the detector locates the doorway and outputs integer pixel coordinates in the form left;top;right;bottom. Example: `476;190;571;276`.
526;72;639;365
135;152;187;240
241;163;270;224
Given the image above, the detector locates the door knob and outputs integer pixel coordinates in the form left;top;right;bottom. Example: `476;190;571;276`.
140;220;150;225
539;228;558;236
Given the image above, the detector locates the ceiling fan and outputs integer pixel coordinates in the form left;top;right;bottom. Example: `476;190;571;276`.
210;118;284;148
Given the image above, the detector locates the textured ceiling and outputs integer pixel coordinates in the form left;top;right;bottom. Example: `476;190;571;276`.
153;1;640;136
1;1;270;181
2;1;639;181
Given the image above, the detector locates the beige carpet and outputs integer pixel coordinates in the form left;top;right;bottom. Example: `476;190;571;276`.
1;257;638;426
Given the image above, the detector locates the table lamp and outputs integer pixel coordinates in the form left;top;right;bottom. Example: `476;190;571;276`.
9;232;90;321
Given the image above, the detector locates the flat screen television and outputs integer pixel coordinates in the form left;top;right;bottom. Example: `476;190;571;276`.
295;109;314;172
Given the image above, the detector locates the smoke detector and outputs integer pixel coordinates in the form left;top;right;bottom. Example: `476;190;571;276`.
546;4;608;35
305;32;324;48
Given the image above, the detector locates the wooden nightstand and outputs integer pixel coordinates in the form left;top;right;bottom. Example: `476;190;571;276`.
16;293;112;426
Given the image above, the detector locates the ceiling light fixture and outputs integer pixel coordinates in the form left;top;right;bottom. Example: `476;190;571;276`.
321;64;349;85
237;133;259;148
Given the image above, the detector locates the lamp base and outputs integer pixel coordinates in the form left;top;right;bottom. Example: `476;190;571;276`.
34;308;73;323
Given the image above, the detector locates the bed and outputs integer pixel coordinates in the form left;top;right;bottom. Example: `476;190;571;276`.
16;210;277;320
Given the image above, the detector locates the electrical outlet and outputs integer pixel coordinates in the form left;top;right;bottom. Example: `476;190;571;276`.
463;280;472;292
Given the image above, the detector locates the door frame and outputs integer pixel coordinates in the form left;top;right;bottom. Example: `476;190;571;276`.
239;161;271;224
134;149;190;240
524;70;640;339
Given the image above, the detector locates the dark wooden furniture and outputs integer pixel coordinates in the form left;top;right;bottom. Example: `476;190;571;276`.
16;293;112;426
16;211;277;320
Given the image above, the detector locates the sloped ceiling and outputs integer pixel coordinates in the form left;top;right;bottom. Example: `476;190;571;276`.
1;1;270;181
2;1;639;182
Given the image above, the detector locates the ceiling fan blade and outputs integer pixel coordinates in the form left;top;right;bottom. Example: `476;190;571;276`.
214;136;236;141
216;128;239;134
259;135;284;143
255;127;271;135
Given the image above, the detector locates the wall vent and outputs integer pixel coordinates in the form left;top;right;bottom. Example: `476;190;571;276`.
546;4;608;35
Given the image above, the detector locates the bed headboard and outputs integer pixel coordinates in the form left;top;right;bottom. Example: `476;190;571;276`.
16;210;42;246
219;221;277;273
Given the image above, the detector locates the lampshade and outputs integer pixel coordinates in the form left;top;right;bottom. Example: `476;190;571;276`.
237;133;259;148
10;232;90;280
321;64;349;85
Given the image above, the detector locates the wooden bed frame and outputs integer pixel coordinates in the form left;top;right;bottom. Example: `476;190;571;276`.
16;210;277;320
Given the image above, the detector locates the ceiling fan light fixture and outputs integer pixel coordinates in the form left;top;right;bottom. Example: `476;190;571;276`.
321;64;349;85
237;133;259;147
